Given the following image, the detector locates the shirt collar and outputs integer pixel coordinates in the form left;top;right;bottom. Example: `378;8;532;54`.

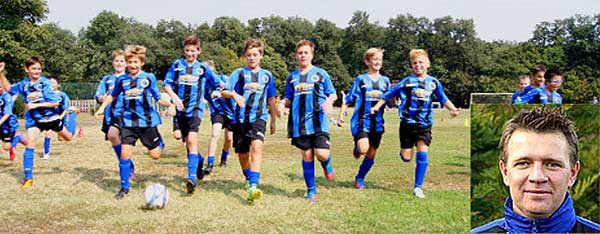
503;192;576;233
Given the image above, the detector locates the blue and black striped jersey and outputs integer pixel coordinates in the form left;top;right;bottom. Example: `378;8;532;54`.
205;74;234;119
383;74;449;128
284;66;336;138
56;91;70;115
0;92;19;133
226;67;276;124
163;58;221;118
96;74;124;125
11;76;59;128
345;74;391;136
514;87;562;104
111;71;162;128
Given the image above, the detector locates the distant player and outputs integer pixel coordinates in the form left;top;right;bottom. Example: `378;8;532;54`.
95;49;134;180
279;40;337;203
0;78;27;161
511;75;530;104
163;35;221;194
0;57;75;189
372;49;459;198
221;38;278;204
95;45;173;199
203;60;233;171
41;75;79;160
514;69;563;104
337;48;391;189
520;64;546;96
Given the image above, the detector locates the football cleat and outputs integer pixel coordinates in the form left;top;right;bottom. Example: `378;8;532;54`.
247;187;263;204
114;188;129;200
413;187;425;199
20;179;33;189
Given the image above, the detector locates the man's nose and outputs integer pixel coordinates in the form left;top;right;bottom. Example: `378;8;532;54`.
528;162;549;183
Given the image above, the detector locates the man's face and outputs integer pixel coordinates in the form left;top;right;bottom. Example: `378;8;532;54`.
500;129;579;219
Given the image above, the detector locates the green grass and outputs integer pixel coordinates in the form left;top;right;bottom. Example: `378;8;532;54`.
0;108;470;233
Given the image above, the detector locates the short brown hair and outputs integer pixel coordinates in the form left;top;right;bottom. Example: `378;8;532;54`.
112;49;125;61
25;56;43;68
183;35;201;49
363;47;384;61
499;107;578;167
295;39;315;53
244;38;264;55
531;64;546;76
544;69;562;83
125;45;147;64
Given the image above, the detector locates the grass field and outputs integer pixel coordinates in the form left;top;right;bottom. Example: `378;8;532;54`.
0;108;470;234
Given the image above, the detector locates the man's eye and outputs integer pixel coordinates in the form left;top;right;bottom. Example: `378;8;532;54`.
547;163;563;169
515;161;529;167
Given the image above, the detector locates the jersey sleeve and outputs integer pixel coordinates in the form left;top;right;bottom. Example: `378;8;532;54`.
43;80;58;103
110;76;124;97
163;61;177;89
10;82;24;98
225;69;240;92
382;80;404;101
514;89;539;104
2;94;13;115
284;73;294;100
95;76;108;103
432;79;449;105
205;65;221;88
61;93;71;112
344;77;360;104
149;74;162;101
266;72;276;98
322;71;336;97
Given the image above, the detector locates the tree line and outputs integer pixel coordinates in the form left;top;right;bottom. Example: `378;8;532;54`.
1;0;599;105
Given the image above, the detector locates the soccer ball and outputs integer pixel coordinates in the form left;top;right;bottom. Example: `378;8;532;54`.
144;183;169;209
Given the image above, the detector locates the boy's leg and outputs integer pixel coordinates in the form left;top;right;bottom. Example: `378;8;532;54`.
413;139;430;199
301;148;317;203
220;128;233;167
43;132;51;159
206;123;222;173
185;131;202;194
21;127;41;188
116;144;134;199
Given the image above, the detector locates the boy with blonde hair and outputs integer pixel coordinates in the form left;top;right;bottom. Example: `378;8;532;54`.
338;47;391;189
372;49;459;198
95;45;174;199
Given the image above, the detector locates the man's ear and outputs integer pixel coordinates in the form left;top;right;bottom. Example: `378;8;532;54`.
499;160;509;186
568;161;580;187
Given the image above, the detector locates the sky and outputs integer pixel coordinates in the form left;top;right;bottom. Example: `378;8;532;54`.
45;0;600;42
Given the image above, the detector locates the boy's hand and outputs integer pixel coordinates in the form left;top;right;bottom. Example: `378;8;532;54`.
25;103;38;110
233;94;245;108
171;95;184;111
370;106;379;115
210;91;222;99
449;108;460;118
166;105;176;116
94;108;104;120
336;115;344;127
0;62;5;73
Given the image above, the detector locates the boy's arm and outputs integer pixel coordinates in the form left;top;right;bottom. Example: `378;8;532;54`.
267;96;277;135
337;91;349;127
94;95;114;118
0;62;13;92
0;114;10;126
220;90;245;107
95;77;107;104
0;94;13;125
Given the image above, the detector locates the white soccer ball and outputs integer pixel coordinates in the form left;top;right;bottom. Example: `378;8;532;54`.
144;183;169;209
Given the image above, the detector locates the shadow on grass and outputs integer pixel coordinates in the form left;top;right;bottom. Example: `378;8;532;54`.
198;179;303;203
284;172;398;192
72;167;188;195
445;162;467;167
0;162;64;184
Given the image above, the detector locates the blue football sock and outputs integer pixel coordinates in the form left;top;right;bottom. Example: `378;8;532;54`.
67;112;77;134
221;149;229;160
415;152;429;188
119;159;132;190
10;134;21;148
44;137;51;155
159;139;164;151
302;160;316;190
112;144;122;160
187;153;200;183
356;157;375;180
23;148;34;179
242;169;250;181
319;155;331;171
249;171;260;187
207;156;215;166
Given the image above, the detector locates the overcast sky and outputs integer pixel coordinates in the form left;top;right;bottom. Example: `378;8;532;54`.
46;0;599;42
